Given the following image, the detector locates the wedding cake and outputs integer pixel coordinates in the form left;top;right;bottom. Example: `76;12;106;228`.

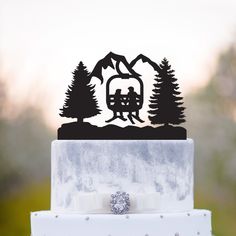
30;53;212;236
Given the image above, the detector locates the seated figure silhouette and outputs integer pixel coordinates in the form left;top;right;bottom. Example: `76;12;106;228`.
126;86;144;124
106;89;127;123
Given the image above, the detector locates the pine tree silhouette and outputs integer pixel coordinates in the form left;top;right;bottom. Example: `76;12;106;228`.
148;58;185;126
60;61;101;123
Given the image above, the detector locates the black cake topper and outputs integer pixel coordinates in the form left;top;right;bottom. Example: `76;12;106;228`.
58;52;187;140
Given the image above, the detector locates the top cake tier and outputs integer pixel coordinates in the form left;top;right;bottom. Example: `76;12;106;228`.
51;139;193;214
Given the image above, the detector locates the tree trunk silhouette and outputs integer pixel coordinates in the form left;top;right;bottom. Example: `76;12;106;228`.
77;117;83;123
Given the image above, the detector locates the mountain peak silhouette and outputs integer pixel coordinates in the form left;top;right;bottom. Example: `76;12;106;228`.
130;54;161;73
90;52;140;83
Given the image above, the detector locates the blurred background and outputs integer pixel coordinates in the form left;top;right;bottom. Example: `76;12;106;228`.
0;0;236;235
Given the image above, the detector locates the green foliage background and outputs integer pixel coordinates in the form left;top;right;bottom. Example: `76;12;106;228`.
0;43;236;235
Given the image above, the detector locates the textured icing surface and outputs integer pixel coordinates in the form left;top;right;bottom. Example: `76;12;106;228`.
51;139;194;213
31;209;212;236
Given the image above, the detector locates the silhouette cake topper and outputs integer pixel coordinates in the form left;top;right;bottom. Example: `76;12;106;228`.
58;52;186;139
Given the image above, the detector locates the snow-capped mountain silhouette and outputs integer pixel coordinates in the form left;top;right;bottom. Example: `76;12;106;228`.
90;52;140;83
90;52;164;83
130;54;161;73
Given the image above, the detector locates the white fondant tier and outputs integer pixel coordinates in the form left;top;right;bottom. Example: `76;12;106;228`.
31;210;212;236
51;139;194;213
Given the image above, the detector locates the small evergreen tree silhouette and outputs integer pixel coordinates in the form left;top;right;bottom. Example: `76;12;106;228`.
148;58;185;126
60;61;101;123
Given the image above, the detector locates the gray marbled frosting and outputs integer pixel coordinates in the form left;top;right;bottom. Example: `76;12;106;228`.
51;139;194;213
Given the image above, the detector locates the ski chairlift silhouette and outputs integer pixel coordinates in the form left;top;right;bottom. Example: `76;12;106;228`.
106;74;144;124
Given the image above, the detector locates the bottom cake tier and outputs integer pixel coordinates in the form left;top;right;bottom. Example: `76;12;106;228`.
31;209;212;236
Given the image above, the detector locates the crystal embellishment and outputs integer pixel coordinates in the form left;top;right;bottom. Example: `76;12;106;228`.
110;191;130;214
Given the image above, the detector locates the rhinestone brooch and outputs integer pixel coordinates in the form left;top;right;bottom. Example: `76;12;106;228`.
110;191;130;214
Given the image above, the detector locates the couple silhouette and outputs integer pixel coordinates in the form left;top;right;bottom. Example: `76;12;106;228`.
106;86;144;124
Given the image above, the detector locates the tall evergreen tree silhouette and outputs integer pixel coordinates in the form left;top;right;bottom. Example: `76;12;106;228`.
148;58;185;126
60;61;101;122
